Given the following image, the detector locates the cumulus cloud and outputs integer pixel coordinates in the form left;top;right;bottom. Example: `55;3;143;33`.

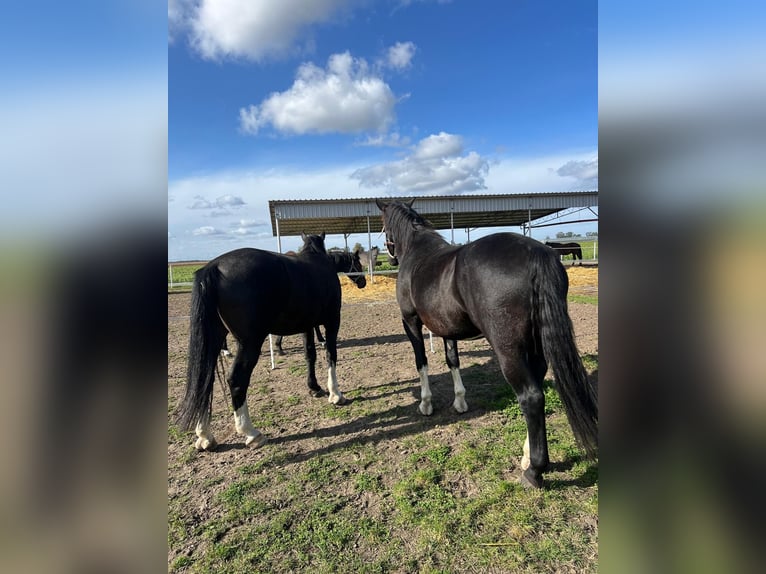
239;52;397;135
230;218;267;228
182;0;352;61
188;194;246;210
355;132;410;148
192;226;223;236
350;132;489;194
385;41;416;70
556;157;598;187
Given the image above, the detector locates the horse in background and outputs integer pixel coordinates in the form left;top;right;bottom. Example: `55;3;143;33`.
545;241;583;265
178;232;355;451
356;246;380;272
377;199;597;488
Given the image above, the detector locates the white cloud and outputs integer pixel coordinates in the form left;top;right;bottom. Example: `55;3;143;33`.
555;158;598;187
193;226;223;236
240;51;397;135
168;148;599;260
185;0;353;61
385;41;416;70
355;132;410;148
231;218;267;228
350;132;489;194
188;194;246;210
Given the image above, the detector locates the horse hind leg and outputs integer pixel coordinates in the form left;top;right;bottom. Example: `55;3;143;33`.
322;326;347;405
228;340;268;448
444;339;468;413
495;345;549;488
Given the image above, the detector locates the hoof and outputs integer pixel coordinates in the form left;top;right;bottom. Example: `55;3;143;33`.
520;468;544;489
245;433;268;449
309;387;326;398
276;350;286;356
418;402;434;416
453;398;468;413
330;394;348;406
194;436;218;452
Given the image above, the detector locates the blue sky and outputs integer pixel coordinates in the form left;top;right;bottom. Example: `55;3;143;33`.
168;0;598;260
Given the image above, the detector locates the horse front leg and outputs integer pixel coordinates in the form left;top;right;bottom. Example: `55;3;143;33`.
303;330;324;397
402;314;432;415
444;338;468;413
322;324;347;405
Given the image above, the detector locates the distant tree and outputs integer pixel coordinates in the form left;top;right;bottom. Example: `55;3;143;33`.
556;231;575;239
586;231;599;237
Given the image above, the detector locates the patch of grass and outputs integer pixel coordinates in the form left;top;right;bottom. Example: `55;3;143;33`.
568;293;598;305
287;364;307;376
355;472;383;493
171;555;193;570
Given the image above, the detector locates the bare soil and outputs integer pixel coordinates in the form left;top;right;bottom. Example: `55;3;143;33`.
167;267;598;571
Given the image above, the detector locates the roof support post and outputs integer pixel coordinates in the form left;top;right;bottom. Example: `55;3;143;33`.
366;209;374;283
275;211;282;252
450;202;455;244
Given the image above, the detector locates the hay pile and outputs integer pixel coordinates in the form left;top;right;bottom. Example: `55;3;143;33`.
341;265;597;302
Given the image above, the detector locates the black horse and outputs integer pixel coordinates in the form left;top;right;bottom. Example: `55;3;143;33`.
377;199;597;488
177;232;355;451
271;249;367;355
545;241;583;265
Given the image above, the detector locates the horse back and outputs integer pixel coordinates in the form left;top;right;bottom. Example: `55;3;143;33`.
402;234;557;339
208;248;341;337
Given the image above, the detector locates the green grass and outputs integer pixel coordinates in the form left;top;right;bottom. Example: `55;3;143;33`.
568;293;598;305
168;347;598;574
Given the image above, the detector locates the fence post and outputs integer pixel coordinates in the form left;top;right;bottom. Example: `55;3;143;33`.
169;264;174;288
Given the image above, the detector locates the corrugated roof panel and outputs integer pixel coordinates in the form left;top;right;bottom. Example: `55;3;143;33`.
269;192;597;237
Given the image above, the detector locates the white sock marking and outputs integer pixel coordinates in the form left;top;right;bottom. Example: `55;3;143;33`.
451;367;468;413
418;365;433;415
194;421;217;451
327;363;345;404
234;403;267;447
521;433;531;470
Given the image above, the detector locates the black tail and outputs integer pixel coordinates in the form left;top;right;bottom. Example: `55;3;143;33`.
531;251;598;459
177;265;226;431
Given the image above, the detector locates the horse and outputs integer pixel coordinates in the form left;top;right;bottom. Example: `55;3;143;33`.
376;199;597;488
545;241;583;265
357;246;380;271
177;232;354;451
272;249;367;355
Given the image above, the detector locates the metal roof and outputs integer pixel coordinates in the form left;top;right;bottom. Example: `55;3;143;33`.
269;191;598;236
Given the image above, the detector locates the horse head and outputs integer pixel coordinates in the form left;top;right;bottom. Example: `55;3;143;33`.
347;250;367;289
375;198;416;265
299;231;327;256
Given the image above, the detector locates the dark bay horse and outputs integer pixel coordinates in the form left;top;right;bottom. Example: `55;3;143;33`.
377;199;597;488
272;249;367;355
545;241;583;265
177;232;353;451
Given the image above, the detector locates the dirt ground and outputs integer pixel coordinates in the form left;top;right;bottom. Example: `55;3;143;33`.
167;267;598;570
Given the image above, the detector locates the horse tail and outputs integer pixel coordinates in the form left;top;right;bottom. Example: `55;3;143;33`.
531;251;598;459
177;264;226;432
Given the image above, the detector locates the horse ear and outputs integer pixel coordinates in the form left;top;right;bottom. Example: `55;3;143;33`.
320;231;326;240
301;231;307;242
375;198;387;211
405;198;415;208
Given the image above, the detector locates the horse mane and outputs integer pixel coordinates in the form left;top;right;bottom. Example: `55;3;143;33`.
385;201;440;254
298;234;328;256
